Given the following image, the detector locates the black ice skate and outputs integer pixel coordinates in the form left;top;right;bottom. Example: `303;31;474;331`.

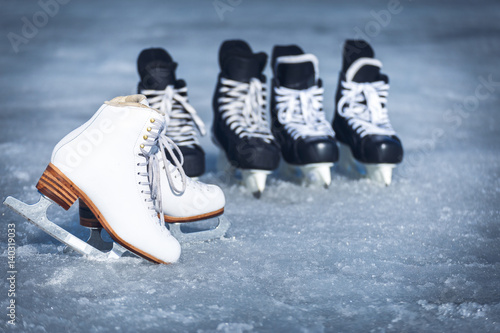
270;45;338;187
333;40;403;185
137;47;206;178
212;40;280;198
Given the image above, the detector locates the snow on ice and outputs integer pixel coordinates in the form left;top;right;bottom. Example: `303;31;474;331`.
1;0;500;332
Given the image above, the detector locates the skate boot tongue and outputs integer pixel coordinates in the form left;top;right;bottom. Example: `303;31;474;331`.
349;60;382;83
143;63;176;89
137;48;177;90
342;40;375;70
222;53;266;83
275;54;318;89
342;40;381;83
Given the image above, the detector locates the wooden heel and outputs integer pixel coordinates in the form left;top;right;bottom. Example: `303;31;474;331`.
79;199;102;228
36;163;78;210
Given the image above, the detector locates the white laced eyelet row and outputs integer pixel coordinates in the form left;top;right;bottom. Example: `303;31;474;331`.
274;85;334;140
337;80;395;138
140;86;206;147
137;117;187;224
217;77;275;143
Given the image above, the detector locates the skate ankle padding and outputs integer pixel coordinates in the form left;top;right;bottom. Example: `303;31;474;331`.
105;95;151;109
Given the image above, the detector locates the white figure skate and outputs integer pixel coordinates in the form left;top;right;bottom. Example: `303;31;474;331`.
76;137;229;247
3;95;229;263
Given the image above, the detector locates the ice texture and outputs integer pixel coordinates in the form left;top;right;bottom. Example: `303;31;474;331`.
1;0;500;332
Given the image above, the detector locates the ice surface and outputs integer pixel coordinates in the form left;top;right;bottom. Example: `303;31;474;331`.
1;0;500;332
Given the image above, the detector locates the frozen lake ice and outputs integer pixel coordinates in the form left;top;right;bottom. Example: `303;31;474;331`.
1;0;500;331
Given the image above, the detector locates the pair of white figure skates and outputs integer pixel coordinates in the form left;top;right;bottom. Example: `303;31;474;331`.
4;95;229;264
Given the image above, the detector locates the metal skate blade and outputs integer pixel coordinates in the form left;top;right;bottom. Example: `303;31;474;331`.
63;227;114;254
299;163;333;188
63;230;111;256
241;170;270;197
4;195;137;260
3;195;104;257
364;164;395;186
84;228;114;252
217;150;268;197
169;215;231;243
107;242;136;259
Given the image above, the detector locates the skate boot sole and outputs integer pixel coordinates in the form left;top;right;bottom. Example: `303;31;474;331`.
164;208;225;223
79;200;224;226
36;163;170;264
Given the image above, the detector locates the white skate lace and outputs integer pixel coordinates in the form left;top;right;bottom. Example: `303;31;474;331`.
274;85;334;140
217;77;274;143
337;80;395;137
138;121;187;224
140;86;206;146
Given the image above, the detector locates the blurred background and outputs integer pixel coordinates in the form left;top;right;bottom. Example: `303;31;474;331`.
1;0;499;169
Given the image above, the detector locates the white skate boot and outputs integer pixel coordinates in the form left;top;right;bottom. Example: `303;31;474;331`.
78;140;229;245
3;95;211;263
76;101;228;246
